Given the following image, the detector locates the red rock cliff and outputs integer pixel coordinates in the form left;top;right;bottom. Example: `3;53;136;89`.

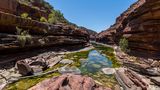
97;0;160;59
0;0;89;55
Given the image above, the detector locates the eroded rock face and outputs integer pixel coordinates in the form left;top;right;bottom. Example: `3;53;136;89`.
97;0;160;59
79;27;97;41
96;0;146;44
0;0;89;56
29;74;111;90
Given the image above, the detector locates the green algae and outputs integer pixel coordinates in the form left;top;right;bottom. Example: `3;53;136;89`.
83;71;117;89
5;44;120;90
92;43;121;68
5;72;60;90
64;46;118;89
6;50;91;90
44;63;65;72
63;50;92;67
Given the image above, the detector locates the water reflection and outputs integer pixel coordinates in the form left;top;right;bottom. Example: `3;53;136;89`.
80;50;112;73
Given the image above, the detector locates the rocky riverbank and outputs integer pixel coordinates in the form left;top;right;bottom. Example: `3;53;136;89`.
1;42;160;90
0;46;94;90
1;43;120;90
114;45;160;90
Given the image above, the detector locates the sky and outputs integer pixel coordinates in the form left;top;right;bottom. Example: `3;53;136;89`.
46;0;136;32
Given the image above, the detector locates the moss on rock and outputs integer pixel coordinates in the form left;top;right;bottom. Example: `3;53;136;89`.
5;72;60;90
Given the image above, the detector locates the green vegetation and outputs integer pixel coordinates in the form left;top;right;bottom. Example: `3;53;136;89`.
92;43;121;68
66;44;118;88
5;72;60;90
43;1;53;10
21;13;28;18
48;13;56;24
6;56;64;90
54;10;69;24
18;0;54;10
44;63;64;73
16;27;32;47
47;10;69;24
85;71;117;89
64;50;92;67
10;50;91;90
119;37;129;53
63;46;118;88
40;17;48;23
5;45;119;90
21;13;32;19
18;0;72;25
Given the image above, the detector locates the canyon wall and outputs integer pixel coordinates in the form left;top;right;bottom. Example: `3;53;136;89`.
0;0;89;55
97;0;160;59
79;27;97;41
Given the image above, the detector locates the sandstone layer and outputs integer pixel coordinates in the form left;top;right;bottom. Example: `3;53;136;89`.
97;0;160;59
0;0;89;55
29;74;111;90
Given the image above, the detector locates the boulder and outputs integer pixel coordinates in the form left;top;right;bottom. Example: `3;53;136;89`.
16;58;49;75
30;60;48;71
16;60;33;76
29;74;111;90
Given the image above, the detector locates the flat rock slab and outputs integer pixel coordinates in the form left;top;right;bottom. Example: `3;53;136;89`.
48;56;63;67
58;66;81;74
102;68;115;75
29;74;111;90
150;77;160;86
59;59;74;64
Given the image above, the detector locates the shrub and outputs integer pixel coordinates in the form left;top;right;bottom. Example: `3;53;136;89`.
40;17;48;23
119;37;129;53
54;10;69;23
21;13;29;18
16;27;32;47
21;13;32;19
48;13;56;24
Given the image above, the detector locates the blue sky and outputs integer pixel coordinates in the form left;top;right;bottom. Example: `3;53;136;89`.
47;0;136;32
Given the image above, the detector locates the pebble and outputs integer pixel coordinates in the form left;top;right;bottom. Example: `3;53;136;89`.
101;68;115;75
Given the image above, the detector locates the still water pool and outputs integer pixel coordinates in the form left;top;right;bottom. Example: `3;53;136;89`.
79;50;117;88
80;50;112;73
